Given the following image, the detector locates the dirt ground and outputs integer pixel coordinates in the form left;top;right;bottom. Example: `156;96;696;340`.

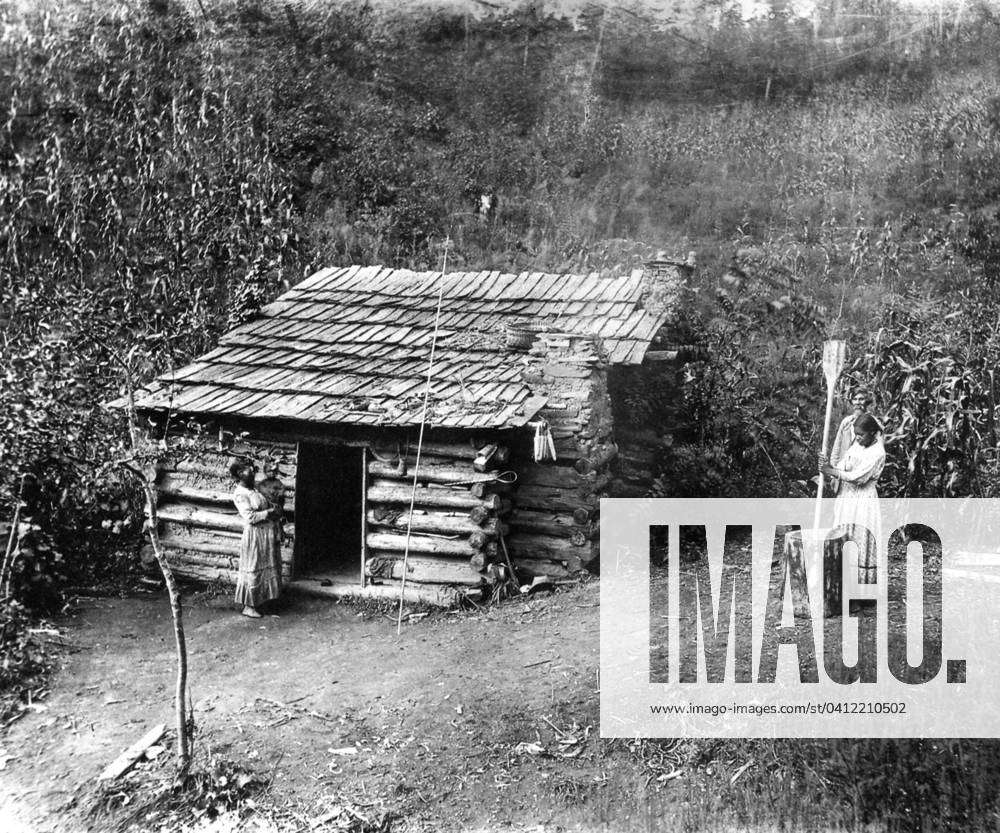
1;580;679;833
0;546;950;833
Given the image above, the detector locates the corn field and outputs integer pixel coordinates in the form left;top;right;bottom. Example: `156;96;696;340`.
0;0;999;587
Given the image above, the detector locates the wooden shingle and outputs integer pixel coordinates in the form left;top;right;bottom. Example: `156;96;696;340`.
130;264;678;427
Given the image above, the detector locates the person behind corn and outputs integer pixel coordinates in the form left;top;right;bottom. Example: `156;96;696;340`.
818;413;885;585
829;387;873;494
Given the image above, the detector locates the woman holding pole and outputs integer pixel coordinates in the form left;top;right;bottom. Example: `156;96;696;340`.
829;388;873;493
818;413;885;584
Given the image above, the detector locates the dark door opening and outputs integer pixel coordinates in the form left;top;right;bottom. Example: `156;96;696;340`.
294;443;364;581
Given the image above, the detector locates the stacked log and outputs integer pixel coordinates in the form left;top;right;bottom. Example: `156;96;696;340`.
505;454;607;577
506;334;617;578
610;427;665;498
363;441;510;591
143;442;297;584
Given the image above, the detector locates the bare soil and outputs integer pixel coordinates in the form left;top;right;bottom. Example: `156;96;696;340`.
0;554;957;833
0;581;684;832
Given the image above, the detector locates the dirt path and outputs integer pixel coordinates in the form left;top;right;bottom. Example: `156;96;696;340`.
1;581;659;832
0;561;980;833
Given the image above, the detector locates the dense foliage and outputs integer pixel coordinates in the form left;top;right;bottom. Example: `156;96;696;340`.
4;1;1000;825
0;2;301;600
0;597;56;721
1;0;1000;596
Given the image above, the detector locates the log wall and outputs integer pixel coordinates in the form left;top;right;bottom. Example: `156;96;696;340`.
505;332;612;576
140;354;660;595
610;427;662;498
362;440;509;592
143;440;297;585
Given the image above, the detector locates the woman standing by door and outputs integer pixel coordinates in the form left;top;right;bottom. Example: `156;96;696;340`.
229;461;283;618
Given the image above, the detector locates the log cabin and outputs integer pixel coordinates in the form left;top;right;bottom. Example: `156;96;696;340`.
122;260;691;605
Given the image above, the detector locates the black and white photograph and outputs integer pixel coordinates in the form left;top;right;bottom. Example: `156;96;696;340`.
2;0;1000;829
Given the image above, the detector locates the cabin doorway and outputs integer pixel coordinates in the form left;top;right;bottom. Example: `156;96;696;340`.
294;443;364;582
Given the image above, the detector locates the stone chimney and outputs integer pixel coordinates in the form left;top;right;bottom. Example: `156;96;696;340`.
639;252;694;314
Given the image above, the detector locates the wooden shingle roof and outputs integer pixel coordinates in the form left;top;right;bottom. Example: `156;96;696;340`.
130;265;674;429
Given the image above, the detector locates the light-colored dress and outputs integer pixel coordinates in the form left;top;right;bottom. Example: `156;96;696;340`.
832;438;886;584
233;484;282;607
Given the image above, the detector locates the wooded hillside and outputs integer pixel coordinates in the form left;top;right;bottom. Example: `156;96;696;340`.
2;0;1000;600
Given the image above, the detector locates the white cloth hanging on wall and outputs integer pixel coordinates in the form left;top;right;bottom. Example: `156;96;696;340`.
530;419;557;463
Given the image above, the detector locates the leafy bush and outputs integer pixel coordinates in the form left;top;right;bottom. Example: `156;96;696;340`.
0;0;999;582
0;599;56;721
1;520;69;613
0;2;300;593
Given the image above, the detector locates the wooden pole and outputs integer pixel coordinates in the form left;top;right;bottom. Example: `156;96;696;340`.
815;392;835;529
360;447;367;588
368;481;499;510
365;552;484;585
815;341;846;531
398;239;449;634
468;505;490;525
396;442;508;463
368;508;499;537
368;531;493;558
368;459;494;484
121;362;191;773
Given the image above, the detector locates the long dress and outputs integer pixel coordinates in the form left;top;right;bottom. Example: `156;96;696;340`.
832;438;886;585
233;484;282;607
